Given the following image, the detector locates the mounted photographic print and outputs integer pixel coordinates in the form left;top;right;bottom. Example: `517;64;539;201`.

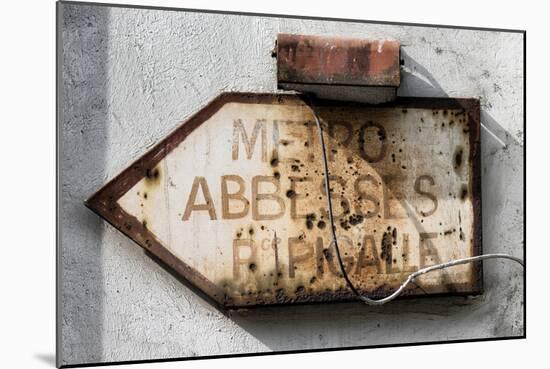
57;1;525;367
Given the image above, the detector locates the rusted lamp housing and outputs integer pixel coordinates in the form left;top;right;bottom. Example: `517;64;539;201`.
276;33;400;103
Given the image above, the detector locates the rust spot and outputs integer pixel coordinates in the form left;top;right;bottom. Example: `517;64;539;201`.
305;213;316;230
145;167;160;185
381;231;392;261
454;147;463;171
286;189;296;198
145;167;160;181
322;248;333;261
275;288;285;302
306;213;316;221
460;185;468;201
340;201;350;214
249;263;257;272
273;171;281;179
270;157;279;167
339;218;351;230
317;220;326;229
348;214;364;226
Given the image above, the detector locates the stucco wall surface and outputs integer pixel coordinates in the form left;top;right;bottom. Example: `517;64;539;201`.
58;3;524;366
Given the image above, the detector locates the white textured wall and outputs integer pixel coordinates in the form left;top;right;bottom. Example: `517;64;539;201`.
59;3;524;366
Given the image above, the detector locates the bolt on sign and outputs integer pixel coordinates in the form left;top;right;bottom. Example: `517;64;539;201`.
86;93;481;308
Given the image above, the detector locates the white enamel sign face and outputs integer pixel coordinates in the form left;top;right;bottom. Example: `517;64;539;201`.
87;93;481;308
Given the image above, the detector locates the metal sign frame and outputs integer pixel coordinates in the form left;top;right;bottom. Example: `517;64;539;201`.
86;93;481;309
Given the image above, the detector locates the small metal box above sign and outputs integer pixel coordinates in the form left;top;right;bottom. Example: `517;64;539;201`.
276;34;400;103
86;93;481;308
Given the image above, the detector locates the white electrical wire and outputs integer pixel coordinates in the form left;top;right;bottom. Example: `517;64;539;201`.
350;253;522;305
302;94;524;306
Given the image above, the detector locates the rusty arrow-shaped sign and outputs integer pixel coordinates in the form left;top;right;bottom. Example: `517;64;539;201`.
86;93;481;308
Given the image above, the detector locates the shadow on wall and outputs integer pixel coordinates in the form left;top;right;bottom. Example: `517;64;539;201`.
400;50;520;151
59;4;110;366
224;50;523;351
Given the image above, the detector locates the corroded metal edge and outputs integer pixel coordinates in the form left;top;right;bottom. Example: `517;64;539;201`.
85;92;482;309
